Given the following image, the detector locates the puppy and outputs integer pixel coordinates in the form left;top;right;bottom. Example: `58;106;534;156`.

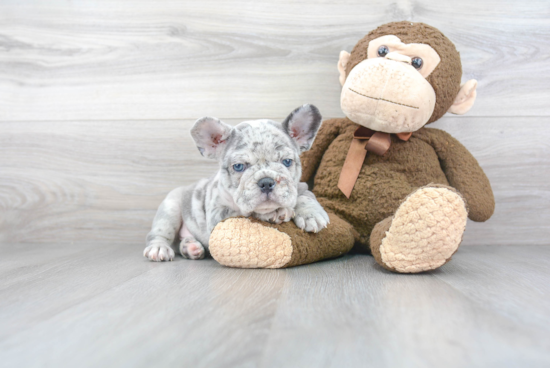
143;104;330;261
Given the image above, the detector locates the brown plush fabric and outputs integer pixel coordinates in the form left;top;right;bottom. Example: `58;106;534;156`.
282;212;356;267
345;21;462;124
415;129;494;222
301;117;495;252
369;216;394;271
209;213;356;269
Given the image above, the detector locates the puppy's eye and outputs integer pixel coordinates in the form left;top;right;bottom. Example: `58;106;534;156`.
411;57;423;69
233;163;245;172
282;159;293;167
378;45;389;57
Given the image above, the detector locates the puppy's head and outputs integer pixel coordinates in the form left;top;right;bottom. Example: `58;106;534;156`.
191;104;322;214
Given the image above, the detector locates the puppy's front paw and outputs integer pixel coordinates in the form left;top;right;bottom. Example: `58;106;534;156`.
274;207;294;224
294;208;330;233
143;243;175;262
256;207;294;224
180;238;206;260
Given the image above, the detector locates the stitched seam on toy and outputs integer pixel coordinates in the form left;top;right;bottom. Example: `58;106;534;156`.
349;88;419;109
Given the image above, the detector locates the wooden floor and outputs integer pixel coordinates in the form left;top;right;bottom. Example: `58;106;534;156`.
1;244;549;368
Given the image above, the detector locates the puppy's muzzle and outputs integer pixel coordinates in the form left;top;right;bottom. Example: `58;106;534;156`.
257;177;276;194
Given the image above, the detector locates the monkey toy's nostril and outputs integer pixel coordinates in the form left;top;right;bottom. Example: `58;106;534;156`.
258;177;276;194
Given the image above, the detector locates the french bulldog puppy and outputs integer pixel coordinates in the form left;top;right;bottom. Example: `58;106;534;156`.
143;104;329;262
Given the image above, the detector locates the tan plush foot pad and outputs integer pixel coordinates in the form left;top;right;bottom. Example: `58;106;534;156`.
209;214;356;269
209;218;293;268
378;186;468;273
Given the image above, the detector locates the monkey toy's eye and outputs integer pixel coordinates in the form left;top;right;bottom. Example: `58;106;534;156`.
233;163;245;172
377;45;389;57
411;57;423;69
282;159;293;167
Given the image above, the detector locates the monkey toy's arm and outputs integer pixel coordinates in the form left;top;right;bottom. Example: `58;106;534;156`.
419;128;495;222
300;118;342;183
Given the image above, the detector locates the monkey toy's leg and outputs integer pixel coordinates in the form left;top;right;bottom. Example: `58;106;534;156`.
209;213;357;269
369;184;468;273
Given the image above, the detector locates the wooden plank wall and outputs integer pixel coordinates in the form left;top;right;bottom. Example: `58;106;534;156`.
1;0;549;245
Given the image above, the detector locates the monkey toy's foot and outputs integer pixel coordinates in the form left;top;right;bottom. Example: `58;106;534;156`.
209;213;356;269
370;185;468;273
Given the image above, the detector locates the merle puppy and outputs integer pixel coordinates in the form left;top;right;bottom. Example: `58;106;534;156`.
144;104;329;261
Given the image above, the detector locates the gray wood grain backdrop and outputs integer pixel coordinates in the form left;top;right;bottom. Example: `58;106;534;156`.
1;0;549;245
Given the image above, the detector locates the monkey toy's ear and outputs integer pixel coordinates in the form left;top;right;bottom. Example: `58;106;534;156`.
337;51;351;86
190;117;233;159
448;79;478;115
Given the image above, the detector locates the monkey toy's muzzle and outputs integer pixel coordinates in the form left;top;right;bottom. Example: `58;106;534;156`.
340;58;436;133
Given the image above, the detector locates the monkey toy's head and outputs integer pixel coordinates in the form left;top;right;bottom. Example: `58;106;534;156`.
338;21;477;133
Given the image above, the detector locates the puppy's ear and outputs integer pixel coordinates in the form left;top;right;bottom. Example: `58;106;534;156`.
282;104;322;152
190;117;233;159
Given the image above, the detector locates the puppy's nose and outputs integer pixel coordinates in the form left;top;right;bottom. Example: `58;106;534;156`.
258;177;276;194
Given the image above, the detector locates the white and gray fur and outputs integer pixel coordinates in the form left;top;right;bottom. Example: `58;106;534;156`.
144;104;330;261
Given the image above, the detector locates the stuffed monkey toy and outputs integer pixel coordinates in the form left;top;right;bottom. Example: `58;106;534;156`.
209;21;495;273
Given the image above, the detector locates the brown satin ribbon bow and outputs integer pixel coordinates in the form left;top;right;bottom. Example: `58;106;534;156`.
337;127;412;198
